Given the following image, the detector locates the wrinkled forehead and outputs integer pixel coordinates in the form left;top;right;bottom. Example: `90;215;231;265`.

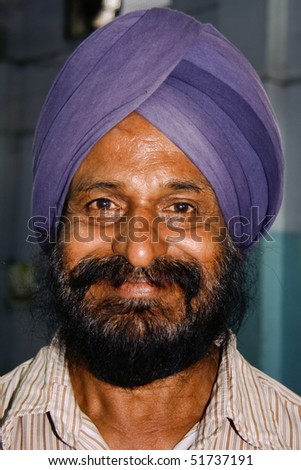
69;111;214;198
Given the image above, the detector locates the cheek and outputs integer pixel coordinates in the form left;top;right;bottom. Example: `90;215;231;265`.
179;234;223;267
180;231;226;309
163;220;225;266
60;218;114;269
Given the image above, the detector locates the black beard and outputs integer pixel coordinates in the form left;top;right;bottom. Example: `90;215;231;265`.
34;240;247;388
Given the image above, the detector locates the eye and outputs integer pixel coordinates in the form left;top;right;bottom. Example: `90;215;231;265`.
87;198;120;216
91;198;114;210
169;202;196;214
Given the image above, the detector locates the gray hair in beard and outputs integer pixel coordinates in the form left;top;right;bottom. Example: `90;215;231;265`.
33;237;250;388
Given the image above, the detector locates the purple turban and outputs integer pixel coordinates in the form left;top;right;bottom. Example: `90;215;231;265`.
31;7;283;252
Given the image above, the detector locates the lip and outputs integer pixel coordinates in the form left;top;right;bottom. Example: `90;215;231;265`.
117;281;159;299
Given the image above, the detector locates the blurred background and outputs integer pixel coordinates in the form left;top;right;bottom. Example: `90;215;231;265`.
0;0;300;394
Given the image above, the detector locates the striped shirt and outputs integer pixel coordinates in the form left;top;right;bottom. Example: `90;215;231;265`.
1;335;301;450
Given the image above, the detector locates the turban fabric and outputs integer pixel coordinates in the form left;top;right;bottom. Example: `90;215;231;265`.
32;7;283;252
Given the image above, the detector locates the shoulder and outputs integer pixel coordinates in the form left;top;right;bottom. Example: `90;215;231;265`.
0;346;51;421
233;348;301;448
233;340;301;410
253;365;301;420
0;342;70;449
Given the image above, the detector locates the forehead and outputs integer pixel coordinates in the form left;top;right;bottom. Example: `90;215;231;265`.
71;112;212;192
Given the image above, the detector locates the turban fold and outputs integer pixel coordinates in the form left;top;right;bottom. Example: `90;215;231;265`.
32;7;283;252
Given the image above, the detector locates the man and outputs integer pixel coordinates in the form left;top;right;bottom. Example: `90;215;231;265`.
0;8;300;450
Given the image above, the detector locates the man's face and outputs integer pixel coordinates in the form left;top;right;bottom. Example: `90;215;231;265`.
47;112;245;388
65;111;225;293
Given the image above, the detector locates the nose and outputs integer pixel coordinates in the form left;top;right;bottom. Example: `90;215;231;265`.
112;211;168;267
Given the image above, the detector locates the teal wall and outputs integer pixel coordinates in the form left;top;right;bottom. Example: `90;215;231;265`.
238;232;301;395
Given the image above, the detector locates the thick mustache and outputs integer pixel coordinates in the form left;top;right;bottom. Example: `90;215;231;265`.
69;255;202;300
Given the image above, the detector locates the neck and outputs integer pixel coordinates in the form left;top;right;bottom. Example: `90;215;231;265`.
69;349;220;450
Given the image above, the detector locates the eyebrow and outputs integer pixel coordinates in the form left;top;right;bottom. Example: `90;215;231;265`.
72;178;209;196
72;180;124;195
165;179;209;193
